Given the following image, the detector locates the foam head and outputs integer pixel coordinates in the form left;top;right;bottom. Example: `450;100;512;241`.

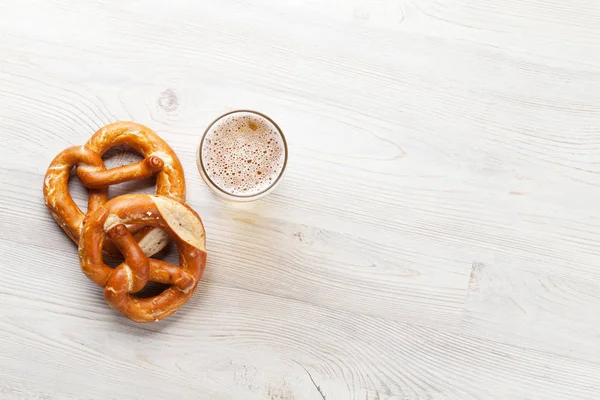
200;111;287;197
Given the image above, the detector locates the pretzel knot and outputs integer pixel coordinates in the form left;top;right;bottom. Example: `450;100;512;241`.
79;194;207;322
43;122;185;256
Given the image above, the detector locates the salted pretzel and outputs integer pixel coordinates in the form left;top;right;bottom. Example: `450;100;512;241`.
79;194;207;322
43;122;185;256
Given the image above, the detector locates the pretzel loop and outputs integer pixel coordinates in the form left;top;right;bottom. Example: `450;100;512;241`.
43;146;108;243
79;194;207;322
43;122;186;256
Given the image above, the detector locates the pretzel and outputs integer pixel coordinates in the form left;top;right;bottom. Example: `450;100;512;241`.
43;121;185;256
78;194;207;322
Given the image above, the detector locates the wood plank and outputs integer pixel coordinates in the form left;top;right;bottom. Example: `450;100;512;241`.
2;0;600;398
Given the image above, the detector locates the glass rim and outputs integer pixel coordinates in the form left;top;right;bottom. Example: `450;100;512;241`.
197;109;288;200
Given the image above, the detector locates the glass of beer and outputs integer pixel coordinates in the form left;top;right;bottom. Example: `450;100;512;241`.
197;110;288;202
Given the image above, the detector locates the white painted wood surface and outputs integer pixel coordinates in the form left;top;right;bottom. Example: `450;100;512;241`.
2;0;600;398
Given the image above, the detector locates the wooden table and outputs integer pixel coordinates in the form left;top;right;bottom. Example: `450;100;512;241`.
2;1;600;399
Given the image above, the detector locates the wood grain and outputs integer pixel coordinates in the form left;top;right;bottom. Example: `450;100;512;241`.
2;0;600;398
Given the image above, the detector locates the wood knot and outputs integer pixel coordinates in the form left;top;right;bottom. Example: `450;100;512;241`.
158;89;179;112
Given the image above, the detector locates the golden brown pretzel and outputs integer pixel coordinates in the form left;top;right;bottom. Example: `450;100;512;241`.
43;121;185;256
43;146;108;243
78;194;207;322
81;121;185;200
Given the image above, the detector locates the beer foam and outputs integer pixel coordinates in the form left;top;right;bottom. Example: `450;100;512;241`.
201;112;286;196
